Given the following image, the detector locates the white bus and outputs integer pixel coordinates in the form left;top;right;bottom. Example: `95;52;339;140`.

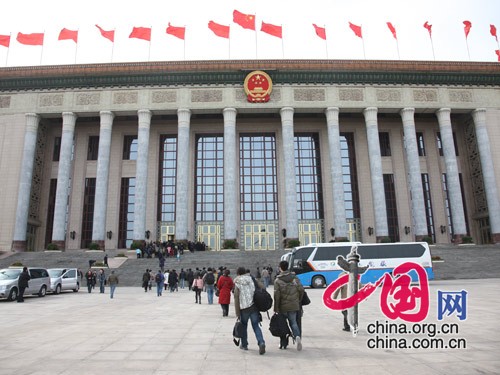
285;242;434;288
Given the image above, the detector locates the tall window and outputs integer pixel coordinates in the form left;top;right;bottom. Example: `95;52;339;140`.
421;173;435;242
195;135;224;221
240;134;278;221
118;177;135;248
53;137;61;161
123;136;138;160
87;136;99;160
158;136;177;222
81;178;96;248
44;179;57;247
340;133;360;220
383;174;400;242
379;132;391;156
294;133;323;220
416;132;426;156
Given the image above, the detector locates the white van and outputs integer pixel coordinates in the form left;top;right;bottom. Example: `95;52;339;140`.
0;267;50;301
48;268;80;294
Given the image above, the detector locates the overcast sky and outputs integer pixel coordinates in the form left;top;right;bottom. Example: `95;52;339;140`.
1;0;499;67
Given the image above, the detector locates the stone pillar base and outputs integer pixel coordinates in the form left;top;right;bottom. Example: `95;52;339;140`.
491;233;500;244
334;237;349;242
52;240;66;251
11;240;27;252
452;234;463;245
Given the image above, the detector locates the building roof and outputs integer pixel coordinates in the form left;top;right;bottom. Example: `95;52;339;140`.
1;59;499;91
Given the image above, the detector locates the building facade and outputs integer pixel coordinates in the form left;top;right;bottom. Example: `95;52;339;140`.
1;60;499;252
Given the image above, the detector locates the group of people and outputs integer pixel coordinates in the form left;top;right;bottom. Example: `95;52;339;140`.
134;240;208;259
84;268;119;298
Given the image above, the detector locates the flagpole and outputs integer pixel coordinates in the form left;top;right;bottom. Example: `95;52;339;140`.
111;35;115;63
5;33;11;66
324;25;329;59
396;39;400;60
74;28;79;64
430;36;435;61
228;34;231;60
465;38;471;61
148;26;152;61
281;25;284;59
40;30;45;65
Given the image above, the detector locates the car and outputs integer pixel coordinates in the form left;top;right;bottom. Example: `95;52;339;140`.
48;268;80;294
0;267;50;301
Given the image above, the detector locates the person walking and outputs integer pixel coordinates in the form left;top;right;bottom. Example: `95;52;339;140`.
203;268;216;304
17;267;30;303
234;267;266;355
274;260;304;351
217;269;234;317
261;268;270;289
155;270;165;297
98;268;106;294
179;268;186;289
142;269;150;292
187;269;194;291
107;271;119;298
192;274;204;304
85;269;94;293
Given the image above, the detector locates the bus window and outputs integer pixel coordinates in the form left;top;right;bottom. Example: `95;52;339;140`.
358;243;426;259
314;246;352;261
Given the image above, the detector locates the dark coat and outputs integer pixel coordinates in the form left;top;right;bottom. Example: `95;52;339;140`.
217;275;234;305
18;270;30;288
274;271;304;313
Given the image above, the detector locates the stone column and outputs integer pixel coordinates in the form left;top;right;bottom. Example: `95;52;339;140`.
280;107;299;240
52;112;77;250
325;107;348;240
223;108;238;242
400;108;428;240
363;107;389;241
133;109;152;242
91;111;114;249
12;113;40;252
175;109;191;241
436;108;466;242
472;109;500;243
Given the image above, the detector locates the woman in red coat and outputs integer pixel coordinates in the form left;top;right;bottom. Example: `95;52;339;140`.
217;269;234;317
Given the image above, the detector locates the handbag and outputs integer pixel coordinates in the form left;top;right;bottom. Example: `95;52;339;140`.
233;319;245;346
192;285;199;292
301;291;311;306
215;286;220;297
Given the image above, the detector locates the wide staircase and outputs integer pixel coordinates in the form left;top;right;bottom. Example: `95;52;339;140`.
0;249;287;286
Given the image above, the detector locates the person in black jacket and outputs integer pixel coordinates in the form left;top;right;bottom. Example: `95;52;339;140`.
17;267;30;302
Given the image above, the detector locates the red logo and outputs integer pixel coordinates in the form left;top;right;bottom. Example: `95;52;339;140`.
244;71;273;103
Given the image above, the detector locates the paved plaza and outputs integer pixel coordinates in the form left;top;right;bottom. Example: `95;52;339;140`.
0;277;499;375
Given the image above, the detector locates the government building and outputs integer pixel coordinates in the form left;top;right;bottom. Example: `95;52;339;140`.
1;59;499;252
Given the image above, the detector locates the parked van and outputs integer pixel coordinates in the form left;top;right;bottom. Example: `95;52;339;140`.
0;267;50;301
48;268;80;294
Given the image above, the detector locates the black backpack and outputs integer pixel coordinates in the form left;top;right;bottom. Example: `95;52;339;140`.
252;277;273;312
155;274;162;283
204;272;215;285
269;313;291;337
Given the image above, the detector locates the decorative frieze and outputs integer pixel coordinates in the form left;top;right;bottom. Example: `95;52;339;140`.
449;90;473;103
152;91;177;103
293;88;325;101
76;93;100;106
191;90;223;103
413;89;437;102
39;94;63;107
0;96;11;108
339;88;363;101
376;89;401;102
113;92;138;104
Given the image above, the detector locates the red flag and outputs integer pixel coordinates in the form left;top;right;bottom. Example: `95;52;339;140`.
208;21;230;39
166;23;185;40
16;32;44;46
129;26;151;41
423;21;432;37
58;28;78;43
496;50;500;62
0;34;10;47
261;21;282;38
387;22;397;40
463;20;472;38
348;22;362;38
312;24;326;40
490;24;498;42
233;10;256;30
95;25;115;42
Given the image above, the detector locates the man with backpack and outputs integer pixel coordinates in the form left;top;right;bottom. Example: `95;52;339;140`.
274;260;304;351
234;267;266;355
155;270;164;297
203;268;216;304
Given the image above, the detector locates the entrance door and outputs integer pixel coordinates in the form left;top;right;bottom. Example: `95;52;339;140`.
196;224;221;251
243;223;276;250
299;222;323;246
159;224;175;242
